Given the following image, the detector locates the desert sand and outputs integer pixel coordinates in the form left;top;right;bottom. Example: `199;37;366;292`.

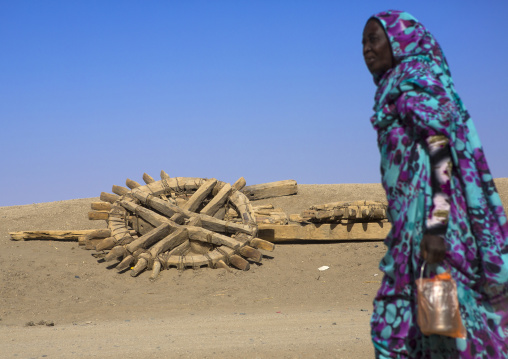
1;179;507;358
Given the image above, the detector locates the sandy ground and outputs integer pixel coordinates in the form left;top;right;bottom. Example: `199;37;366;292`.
1;180;507;358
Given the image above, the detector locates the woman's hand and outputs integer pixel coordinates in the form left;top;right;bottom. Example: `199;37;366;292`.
420;234;446;264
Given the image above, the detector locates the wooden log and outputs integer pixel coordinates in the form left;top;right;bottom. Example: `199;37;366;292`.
242;180;297;200
196;214;254;235
143;173;156;184
253;204;274;211
131;189;181;218
119;200;170;227
229;189;256;228
131;255;149;277
78;229;112;245
84;238;104;250
126;178;142;189
187;226;242;250
160;170;170;180
200;183;231;216
182;178;217;212
149;228;187;257
100;192;119;204
229;254;250;271
91;202;112;211
158;170;174;203
250;237;275;251
112;185;130;196
105;246;128;262
95;237;117;251
214;259;232;271
238;245;262;263
232;177;247;191
9;230;102;241
125;223;173;254
165;240;190;257
88;211;109;221
257;221;391;242
150;259;162;281
187;216;202;227
116;255;134;272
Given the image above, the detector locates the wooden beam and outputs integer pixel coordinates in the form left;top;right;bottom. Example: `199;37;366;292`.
257;221;390;242
200;183;231;216
9;230;103;241
242;180;297;200
181;178;217;212
88;210;109;220
90;202;112;211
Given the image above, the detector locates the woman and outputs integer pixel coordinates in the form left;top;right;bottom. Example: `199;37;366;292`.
362;10;508;358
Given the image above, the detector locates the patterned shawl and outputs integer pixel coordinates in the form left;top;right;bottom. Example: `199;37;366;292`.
369;10;508;302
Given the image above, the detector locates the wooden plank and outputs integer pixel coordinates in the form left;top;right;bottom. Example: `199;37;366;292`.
257;221;391;242
200;183;231;216
9;230;102;241
242;180;297;200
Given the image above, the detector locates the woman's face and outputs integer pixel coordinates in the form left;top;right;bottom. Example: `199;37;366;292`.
362;19;393;75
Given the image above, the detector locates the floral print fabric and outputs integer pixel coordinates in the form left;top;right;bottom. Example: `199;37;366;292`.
368;10;508;358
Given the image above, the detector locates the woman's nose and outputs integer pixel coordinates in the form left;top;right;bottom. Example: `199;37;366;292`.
363;42;371;55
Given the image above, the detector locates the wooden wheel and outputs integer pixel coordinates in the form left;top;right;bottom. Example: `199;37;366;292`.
91;171;275;280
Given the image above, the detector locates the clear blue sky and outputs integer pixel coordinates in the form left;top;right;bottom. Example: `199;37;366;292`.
1;1;507;206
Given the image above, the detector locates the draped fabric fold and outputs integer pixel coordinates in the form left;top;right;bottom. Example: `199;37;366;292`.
368;10;508;358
